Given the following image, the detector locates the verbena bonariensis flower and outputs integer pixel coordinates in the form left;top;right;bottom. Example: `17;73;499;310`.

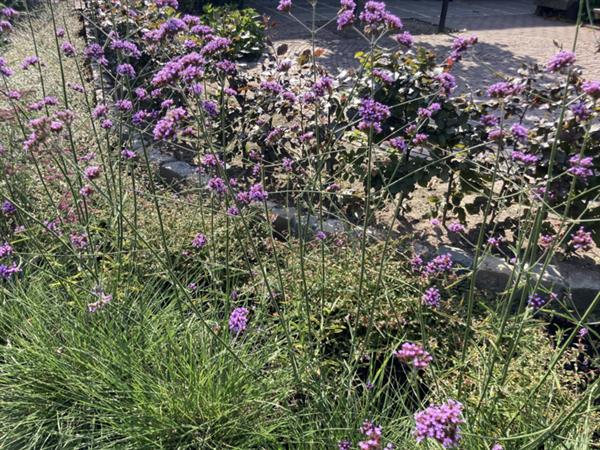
0;263;20;280
229;307;249;333
392;31;413;47
570;101;591;121
510;123;528;141
70;232;88;250
192;233;207;248
546;50;576;72
568;155;594;180
582;80;600;98
0;57;14;77
422;253;453;277
84;166;101;180
373;68;394;84
414;400;464;448
87;289;112;313
487;81;523;98
3;200;17;216
121;149;137;160
538;234;554;249
116;63;136;77
527;293;547;309
436;72;456;96
20;56;41;70
491;444;504;450
511;150;539;166
359;1;402;33
389;137;407;152
358;98;390;133
337;0;356;29
449;35;477;62
569;226;592;251
156;0;178;8
61;41;76;57
207;177;227;194
448;221;465;233
249;183;268;202
394;342;432;369
358;420;383;449
422;287;441;308
277;0;292;12
0;242;13;259
338;440;351;450
313;76;334;97
110;39;142;59
480;114;499;126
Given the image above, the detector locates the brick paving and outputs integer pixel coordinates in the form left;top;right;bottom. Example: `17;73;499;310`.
247;0;600;90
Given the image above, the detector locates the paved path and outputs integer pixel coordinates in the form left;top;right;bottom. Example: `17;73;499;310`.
248;0;600;90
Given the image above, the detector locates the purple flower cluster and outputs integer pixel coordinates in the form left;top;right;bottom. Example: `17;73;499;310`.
87;289;113;313
394;342;433;369
570;101;591;121
510;123;528;141
527;293;547;310
229;306;249;333
337;0;356;30
110;39;142;59
568;155;594;180
449;35;477;62
422;287;441;308
70;232;89;250
153;107;187;140
487;81;523;98
421;253;454;278
358;98;390;133
414;400;464;448
357;420;394;450
582;80;600;98
436;72;456;96
192;233;207;248
569;226;592;251
359;1;402;33
546;50;576;72
392;31;414;47
511;150;539;166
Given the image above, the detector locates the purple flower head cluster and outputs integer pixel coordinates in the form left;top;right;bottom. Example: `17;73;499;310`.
394;342;432;369
414;400;464;448
449;35;477;62
70;232;89;250
200;37;231;56
0;242;13;259
313;76;334;97
338;440;352;450
87;288;112;313
358;98;390;133
487;81;523;98
570;226;592;252
84;165;101;180
0;262;20;280
422;253;453;278
207;177;227;194
153;107;187;140
448;221;465;233
538;234;554;249
277;0;292;12
436;72;456;96
422;287;441;308
152;52;206;86
480;114;499;127
260;80;283;94
570;101;591;121
248;183;268;202
156;0;179;8
373;68;394;84
2;200;16;215
337;0;356;30
110;39;142;59
229;307;249;333
21;56;41;70
582;80;600;98
546;50;576;72
61;41;76;57
116;63;136;77
359;1;402;33
192;233;207;248
527;293;548;310
392;31;414;47
510;123;528;141
357;420;383;450
511;150;539;166
389;137;407;152
202;100;219;117
568;155;594;180
0;57;14;77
